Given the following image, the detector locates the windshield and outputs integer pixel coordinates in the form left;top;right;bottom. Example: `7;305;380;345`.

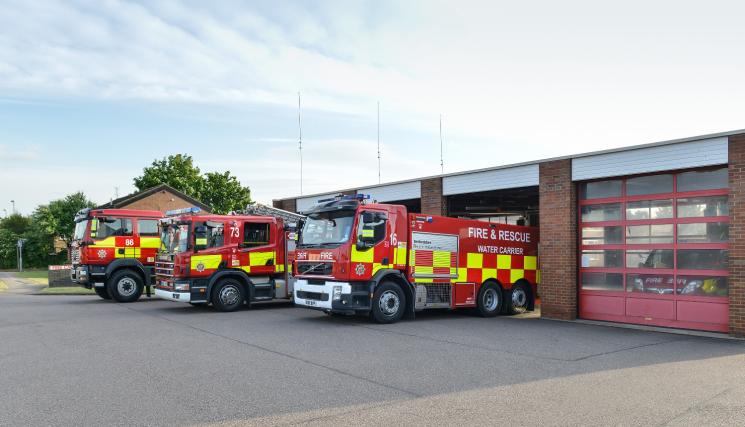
299;210;356;247
161;223;190;254
73;220;88;241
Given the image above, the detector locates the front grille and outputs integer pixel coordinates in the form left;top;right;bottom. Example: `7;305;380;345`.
71;249;80;264
155;261;174;278
297;291;329;301
297;262;333;276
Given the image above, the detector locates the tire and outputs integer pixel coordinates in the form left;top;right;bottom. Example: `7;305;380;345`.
211;279;245;312
370;281;405;324
477;282;502;317
107;269;144;303
505;281;532;315
94;286;111;300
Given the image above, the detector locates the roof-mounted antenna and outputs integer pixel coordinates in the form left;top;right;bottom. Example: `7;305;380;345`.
298;92;303;195
377;101;381;184
440;114;444;174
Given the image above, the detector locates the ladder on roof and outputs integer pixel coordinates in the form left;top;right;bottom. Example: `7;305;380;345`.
242;203;305;223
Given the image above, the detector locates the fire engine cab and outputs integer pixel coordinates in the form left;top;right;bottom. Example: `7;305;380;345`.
154;205;303;312
70;208;164;302
293;195;540;323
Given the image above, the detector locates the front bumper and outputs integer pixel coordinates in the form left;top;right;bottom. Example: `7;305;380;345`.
155;288;192;303
293;279;371;314
155;277;209;304
70;265;88;285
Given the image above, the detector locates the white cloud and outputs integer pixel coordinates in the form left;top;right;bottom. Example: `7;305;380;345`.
0;144;41;161
1;0;744;209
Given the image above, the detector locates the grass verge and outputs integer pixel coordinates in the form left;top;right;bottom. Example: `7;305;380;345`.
40;286;96;295
14;270;49;285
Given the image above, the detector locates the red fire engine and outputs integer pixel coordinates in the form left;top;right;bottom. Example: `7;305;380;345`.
293;195;540;323
71;208;164;302
154;205;303;311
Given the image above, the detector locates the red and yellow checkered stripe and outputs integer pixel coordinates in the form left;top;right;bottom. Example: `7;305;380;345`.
460;253;540;285
410;250;540;285
409;249;457;283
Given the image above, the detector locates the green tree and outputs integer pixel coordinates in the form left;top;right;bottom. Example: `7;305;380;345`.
134;154;252;214
0;213;30;235
43;192;96;247
201;171;252;214
0;228;20;269
134;154;204;196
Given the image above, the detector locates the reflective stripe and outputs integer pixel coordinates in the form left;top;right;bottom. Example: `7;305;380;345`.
351;244;374;263
524;256;537;270
432;251;452;268
140;237;161;249
115;247;141;258
249;251;275;267
497;255;511;269
90;237;116;248
467;253;482;268
191;255;222;270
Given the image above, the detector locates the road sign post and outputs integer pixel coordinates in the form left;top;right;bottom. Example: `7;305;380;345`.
17;238;26;272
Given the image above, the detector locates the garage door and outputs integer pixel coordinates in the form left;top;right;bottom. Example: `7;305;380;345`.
578;167;729;332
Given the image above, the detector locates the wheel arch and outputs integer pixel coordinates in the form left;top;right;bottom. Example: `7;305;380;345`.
106;259;147;284
207;269;253;301
371;269;415;319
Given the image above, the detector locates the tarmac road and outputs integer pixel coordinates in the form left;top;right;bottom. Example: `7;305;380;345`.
0;293;743;426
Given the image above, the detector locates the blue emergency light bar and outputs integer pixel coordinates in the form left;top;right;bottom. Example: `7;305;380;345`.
317;193;370;204
165;207;201;216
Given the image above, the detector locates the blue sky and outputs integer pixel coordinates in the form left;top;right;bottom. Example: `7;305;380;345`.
1;0;744;215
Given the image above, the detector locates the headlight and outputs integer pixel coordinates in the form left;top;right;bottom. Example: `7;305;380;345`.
332;285;342;301
174;282;190;292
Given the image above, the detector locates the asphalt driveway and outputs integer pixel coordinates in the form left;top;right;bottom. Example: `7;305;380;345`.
0;293;743;426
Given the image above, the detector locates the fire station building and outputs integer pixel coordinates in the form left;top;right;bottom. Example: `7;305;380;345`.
274;129;745;337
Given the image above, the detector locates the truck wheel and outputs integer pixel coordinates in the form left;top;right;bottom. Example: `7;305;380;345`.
505;281;531;315
371;281;404;324
94;286;111;300
477;282;502;317
211;279;245;312
107;269;144;303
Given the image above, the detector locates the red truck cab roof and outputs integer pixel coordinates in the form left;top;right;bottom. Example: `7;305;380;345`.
88;209;164;218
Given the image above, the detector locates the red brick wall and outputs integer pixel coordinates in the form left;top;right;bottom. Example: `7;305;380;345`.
421;177;447;216
273;199;297;213
538;159;578;320
122;191;209;213
729;135;745;337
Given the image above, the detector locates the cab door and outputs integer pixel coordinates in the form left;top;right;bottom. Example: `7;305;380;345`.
351;210;389;280
238;219;277;299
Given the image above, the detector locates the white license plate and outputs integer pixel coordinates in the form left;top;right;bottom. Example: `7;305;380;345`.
305;300;316;306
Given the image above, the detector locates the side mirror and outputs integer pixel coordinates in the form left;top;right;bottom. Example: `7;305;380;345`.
194;226;208;251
